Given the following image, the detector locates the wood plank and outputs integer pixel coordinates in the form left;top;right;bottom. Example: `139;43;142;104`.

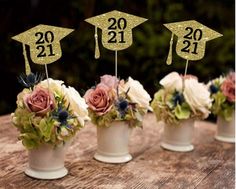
195;157;235;189
0;114;234;189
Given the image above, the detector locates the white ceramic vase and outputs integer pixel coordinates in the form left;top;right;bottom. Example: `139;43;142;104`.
25;141;71;179
215;111;235;143
94;121;132;163
161;119;194;152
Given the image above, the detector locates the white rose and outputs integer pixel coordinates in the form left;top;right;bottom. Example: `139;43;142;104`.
160;72;183;91
39;78;66;96
64;86;90;126
120;77;152;111
207;76;225;88
183;78;212;119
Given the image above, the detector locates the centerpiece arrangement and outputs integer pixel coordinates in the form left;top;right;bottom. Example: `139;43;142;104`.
11;25;89;179
84;75;152;163
151;72;212;152
152;20;222;152
11;76;89;179
208;71;235;143
84;11;151;163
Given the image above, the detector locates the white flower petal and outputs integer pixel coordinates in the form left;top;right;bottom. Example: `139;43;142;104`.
39;78;66;96
120;77;152;110
160;72;183;91
183;78;212;119
64;86;90;126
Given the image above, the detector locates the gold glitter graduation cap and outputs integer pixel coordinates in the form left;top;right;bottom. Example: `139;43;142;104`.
164;20;223;65
85;10;147;59
12;24;74;74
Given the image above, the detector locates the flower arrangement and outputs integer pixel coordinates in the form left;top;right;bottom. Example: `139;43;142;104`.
208;72;235;121
11;73;89;149
151;72;212;125
84;75;152;127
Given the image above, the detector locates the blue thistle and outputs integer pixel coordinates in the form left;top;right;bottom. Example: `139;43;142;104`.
58;110;69;125
115;87;130;118
209;84;219;94
52;99;74;129
18;72;44;89
173;91;184;106
116;98;129;118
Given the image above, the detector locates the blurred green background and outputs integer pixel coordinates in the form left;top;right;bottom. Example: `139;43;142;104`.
0;0;234;115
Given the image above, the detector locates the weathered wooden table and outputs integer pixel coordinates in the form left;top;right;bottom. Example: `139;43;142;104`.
0;113;234;189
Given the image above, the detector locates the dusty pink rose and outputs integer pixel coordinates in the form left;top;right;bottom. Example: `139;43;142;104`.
84;83;114;115
23;87;55;116
221;79;235;102
100;75;119;89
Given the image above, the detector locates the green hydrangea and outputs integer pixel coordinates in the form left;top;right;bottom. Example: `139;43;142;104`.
151;89;192;125
211;90;234;121
89;103;146;128
12;89;83;150
209;76;235;121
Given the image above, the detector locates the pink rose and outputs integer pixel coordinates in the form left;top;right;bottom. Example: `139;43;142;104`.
100;75;119;89
84;83;114;115
221;79;235;102
23;87;55;116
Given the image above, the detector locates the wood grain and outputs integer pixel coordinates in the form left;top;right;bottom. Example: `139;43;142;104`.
0;114;234;189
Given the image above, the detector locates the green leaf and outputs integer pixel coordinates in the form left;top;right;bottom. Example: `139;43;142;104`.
174;103;191;120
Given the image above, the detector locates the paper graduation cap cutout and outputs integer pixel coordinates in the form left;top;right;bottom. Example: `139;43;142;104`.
164;20;223;65
85;10;147;59
12;24;74;74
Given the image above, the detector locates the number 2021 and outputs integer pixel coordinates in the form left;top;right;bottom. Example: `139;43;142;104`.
181;27;203;54
108;17;127;43
35;31;55;57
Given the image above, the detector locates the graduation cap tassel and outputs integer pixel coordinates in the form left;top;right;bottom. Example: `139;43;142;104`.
166;33;174;65
22;44;31;75
94;27;100;59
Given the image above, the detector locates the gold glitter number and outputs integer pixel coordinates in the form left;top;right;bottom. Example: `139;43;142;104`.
108;18;117;29
36;45;46;57
35;31;55;58
193;29;203;40
108;31;117;43
118;31;125;43
107;17;127;44
183;27;193;39
192;42;198;54
35;32;44;44
47;44;55;56
181;27;203;54
181;40;191;53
